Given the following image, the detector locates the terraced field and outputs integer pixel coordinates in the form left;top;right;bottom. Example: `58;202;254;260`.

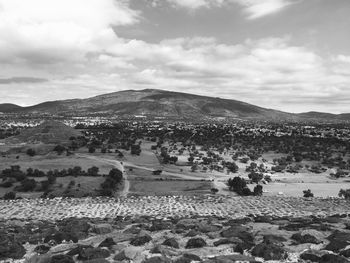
1;195;349;221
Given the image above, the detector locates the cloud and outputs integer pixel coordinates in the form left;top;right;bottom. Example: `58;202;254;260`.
0;77;48;84
0;0;139;64
155;0;296;19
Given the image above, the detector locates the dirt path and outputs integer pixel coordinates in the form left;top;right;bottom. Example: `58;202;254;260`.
77;154;129;197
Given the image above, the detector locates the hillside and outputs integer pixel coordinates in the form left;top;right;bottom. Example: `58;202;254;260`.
0;89;294;120
0;89;348;121
5;120;81;144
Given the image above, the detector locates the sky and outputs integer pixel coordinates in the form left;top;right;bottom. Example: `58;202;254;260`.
0;0;350;113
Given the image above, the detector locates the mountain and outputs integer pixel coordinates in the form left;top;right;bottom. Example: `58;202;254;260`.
0;89;348;121
297;112;350;121
0;103;23;113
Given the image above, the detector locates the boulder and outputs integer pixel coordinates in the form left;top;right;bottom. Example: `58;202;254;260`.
58;218;90;239
84;259;110;263
220;226;254;249
291;233;322;244
0;234;26;260
149;221;173;232
93;224;113;235
251;242;287;261
50;254;75;263
142;256;171;263
207;254;261;263
34;245;50;254
44;232;78;244
66;245;93;256
300;249;327;262
78;247;110;260
98;237;116;248
162;238;179;249
130;235;152;246
340;248;350;258
114;247;142;261
325;231;350;252
185;238;207;249
319;254;350;263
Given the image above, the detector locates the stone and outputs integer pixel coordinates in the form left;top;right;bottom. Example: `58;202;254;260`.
98;237;116;248
142;256;171;263
162;238;179;249
325;231;350;252
291;233;322;244
185;230;199;237
319;254;350;263
197;223;222;233
149;221;173;232
340;248;350;258
50;254;75;263
66;245;93;256
130;235;152;246
251;242;287;261
185;238;207;249
93;224;113;234
34;245;50;254
263;235;287;244
44;232;78;244
208;254;261;263
220;226;254;249
78;247;110;260
0;234;26;260
300;249;327;262
84;259;110;263
58;218;90;239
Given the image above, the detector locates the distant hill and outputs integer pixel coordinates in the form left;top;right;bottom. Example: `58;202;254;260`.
0;89;348;121
0;103;23;113
5;120;81;144
297;111;350;121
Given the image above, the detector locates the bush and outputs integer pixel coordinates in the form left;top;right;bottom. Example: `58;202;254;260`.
3;191;16;200
253;185;263;196
26;148;36;157
88;147;96;153
303;189;314;198
339;189;350;199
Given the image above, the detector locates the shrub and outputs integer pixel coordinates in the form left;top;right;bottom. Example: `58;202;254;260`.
253;185;263;196
339;189;350;199
26;148;36;157
303;189;314;198
3;191;16;200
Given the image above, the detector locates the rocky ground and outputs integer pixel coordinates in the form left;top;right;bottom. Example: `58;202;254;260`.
1;195;350;263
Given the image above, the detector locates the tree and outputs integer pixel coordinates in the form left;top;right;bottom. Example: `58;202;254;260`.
87;166;99;176
253;185;263;196
88;146;96;153
3;191;16;200
303;189;314;198
53;145;66;155
339;189;350;199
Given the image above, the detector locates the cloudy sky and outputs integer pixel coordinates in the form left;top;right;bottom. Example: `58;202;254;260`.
0;0;350;113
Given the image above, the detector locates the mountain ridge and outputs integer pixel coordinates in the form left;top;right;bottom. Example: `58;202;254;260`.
0;89;348;121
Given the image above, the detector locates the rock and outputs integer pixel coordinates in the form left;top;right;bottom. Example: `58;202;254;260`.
185;238;207;249
44;232;78;244
130;235;152;246
50;243;78;254
66;245;93;256
220;226;254;249
213;239;231;246
142;256;171;263
319;254;350;263
50;254;75;263
263;235;287;244
149;221;173;232
26;254;51;263
197;223;222;233
114;247;142;261
0;234;26;260
280;223;308;231
254;216;273;223
208;254;261;263
340;248;350;258
98;237;116;248
58;218;90;239
291;233;322;244
84;259;110;263
185;230;199;237
78;247;110;260
34;245;50;254
224;218;252;226
162;238;179;249
183;253;201;261
300;249;327;262
93;224;113;234
251;242;287;261
325;231;350;252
